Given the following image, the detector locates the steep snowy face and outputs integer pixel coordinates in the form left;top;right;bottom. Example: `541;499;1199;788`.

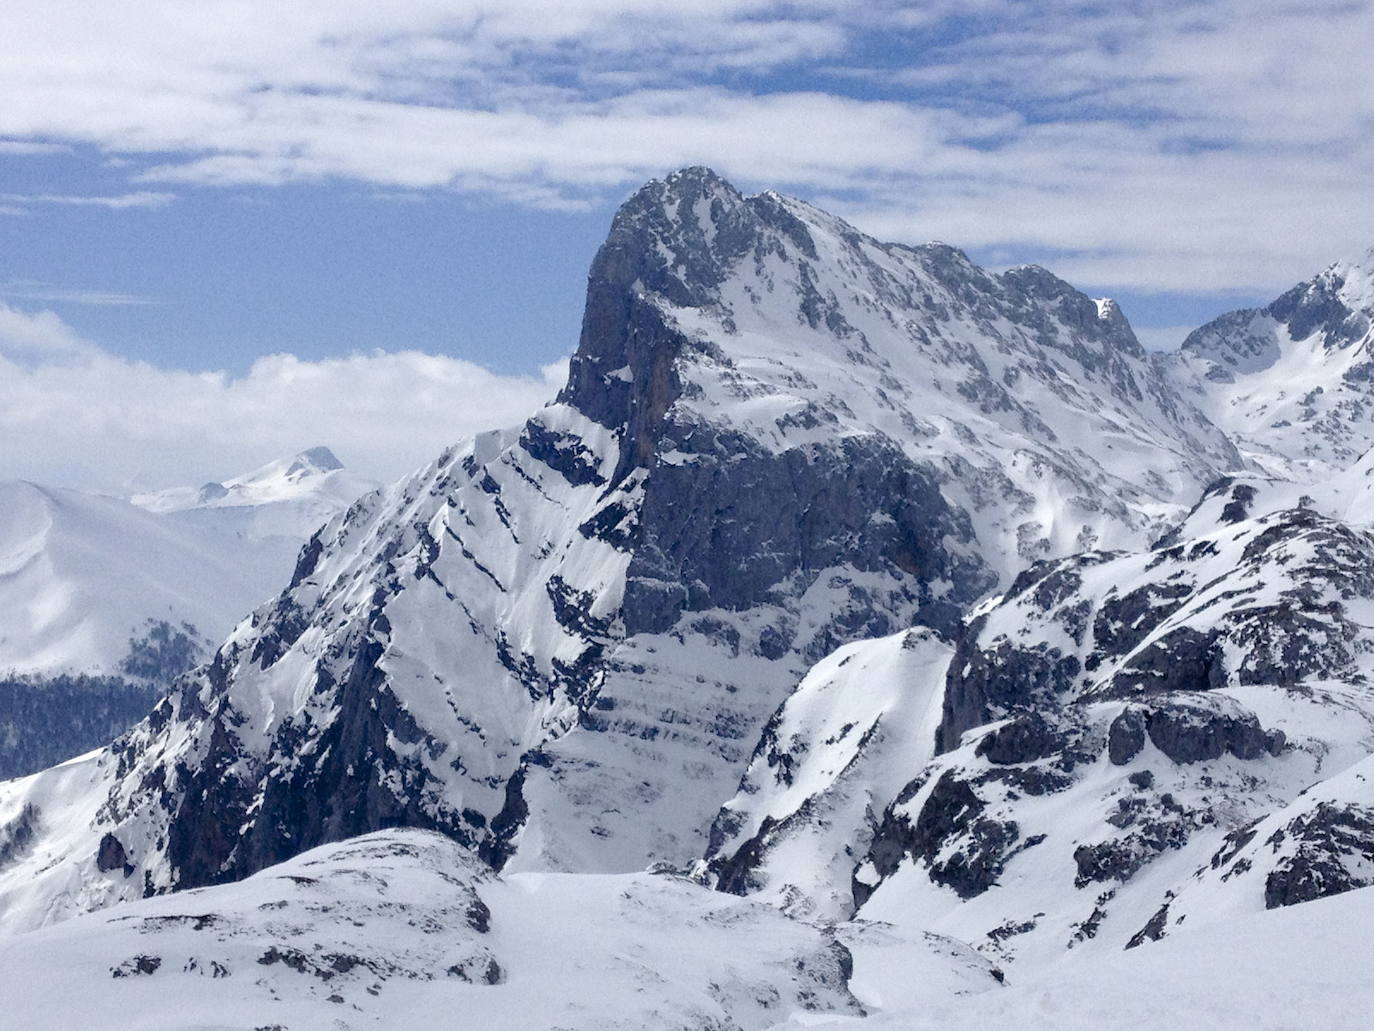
132;446;376;542
847;495;1374;964
0;167;1237;931
702;628;953;920
1169;252;1374;479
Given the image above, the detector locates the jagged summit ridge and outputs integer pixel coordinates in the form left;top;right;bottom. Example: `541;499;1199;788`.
571;167;1238;572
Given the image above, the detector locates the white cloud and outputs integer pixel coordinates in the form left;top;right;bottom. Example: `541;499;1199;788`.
0;0;1370;294
0;302;563;493
0;303;95;360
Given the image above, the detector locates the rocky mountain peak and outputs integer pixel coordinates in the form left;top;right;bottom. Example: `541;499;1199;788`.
1170;249;1374;477
286;446;344;476
1265;260;1373;352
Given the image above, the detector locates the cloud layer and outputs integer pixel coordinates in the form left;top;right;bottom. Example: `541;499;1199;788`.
0;302;562;493
1;0;1371;293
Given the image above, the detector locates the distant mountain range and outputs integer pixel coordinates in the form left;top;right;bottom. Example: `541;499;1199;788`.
0;448;374;777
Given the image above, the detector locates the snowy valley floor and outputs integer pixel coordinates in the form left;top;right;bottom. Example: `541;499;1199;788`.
0;830;1365;1031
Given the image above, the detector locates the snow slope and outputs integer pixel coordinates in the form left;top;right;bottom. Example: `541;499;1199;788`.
0;480;290;678
0;829;1000;1031
0;448;372;682
769;883;1374;1031
704;628;953;920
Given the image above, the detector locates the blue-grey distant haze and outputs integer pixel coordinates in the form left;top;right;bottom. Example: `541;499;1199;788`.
1;0;1370;489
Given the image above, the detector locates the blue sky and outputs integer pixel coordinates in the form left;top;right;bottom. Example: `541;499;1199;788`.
2;0;1372;488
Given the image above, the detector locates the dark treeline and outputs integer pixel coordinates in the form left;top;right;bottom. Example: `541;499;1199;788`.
0;676;163;780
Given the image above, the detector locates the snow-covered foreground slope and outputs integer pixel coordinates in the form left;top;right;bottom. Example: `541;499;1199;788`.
133;446;377;543
0;830;1000;1031
771;884;1374;1031
0;167;1244;934
2;827;1368;1031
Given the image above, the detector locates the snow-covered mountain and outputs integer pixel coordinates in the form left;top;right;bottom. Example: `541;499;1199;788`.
0;167;1249;933
0;481;284;681
0;447;373;683
133;446;377;543
1168;249;1374;479
3;169;1374;1026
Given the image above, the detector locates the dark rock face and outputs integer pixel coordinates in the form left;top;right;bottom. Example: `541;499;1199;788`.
975;713;1068;766
111;954;162;978
1105;626;1228;697
0;804;39;868
624;432;986;641
560;167;748;486
1263;802;1374;908
163;633;472;892
1107;708;1147;765
1126;903;1172;949
96;833;129;875
871;770;1030;901
1267;272;1370;349
937;634;1082;753
1141;701;1273;765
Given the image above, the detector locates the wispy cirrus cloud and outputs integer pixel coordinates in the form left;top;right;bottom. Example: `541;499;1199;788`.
0;281;162;306
0;191;175;210
0;139;72;155
0;0;1370;295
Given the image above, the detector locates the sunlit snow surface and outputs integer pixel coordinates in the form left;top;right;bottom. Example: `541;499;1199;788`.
0;480;291;677
0;828;1366;1030
0;830;996;1031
